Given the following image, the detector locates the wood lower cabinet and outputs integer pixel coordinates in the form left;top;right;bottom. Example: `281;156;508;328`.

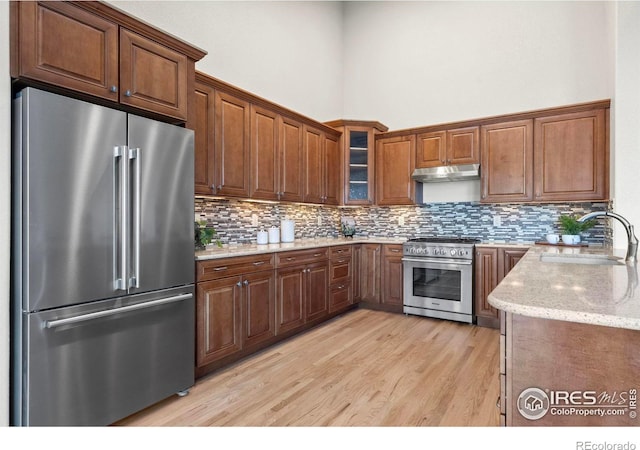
381;245;403;308
359;244;381;303
352;245;362;302
376;135;416;205
329;245;353;313
10;1;205;121
196;255;275;373
276;248;330;335
503;312;640;426
475;246;528;328
197;276;243;366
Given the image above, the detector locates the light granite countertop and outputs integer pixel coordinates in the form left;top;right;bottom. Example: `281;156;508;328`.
195;237;406;260
488;245;640;330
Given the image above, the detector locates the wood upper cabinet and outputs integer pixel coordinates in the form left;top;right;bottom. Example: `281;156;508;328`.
303;125;325;204
278;116;305;202
324;134;340;205
303;125;339;205
192;81;215;195
11;1;205;121
533;109;608;201
376;135;416;205
481;119;534;203
250;105;279;201
417;127;479;168
475;246;528;328
118;28;188;120
381;245;403;307
215;91;251;197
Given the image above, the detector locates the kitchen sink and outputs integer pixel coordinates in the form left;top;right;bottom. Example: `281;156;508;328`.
539;253;625;266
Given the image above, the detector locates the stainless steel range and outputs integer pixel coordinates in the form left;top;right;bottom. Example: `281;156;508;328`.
402;237;479;323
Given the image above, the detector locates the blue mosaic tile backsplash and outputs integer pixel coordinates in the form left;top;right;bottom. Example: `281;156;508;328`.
195;197;613;246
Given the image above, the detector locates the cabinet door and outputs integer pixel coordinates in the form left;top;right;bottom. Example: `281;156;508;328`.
381;246;404;306
352;245;362;302
279;116;304;202
276;266;305;335
305;262;329;322
534;109;608;201
192;82;216;195
360;244;381;303
324;134;340;205
197;277;242;367
304;125;325;203
243;270;276;348
344;127;375;205
481;120;534;203
250;105;279;201
474;248;500;326
376;135;416;205
447;126;479;165
119;29;188;120
416;131;446;168
14;1;118;102
501;248;528;280
214;91;251;197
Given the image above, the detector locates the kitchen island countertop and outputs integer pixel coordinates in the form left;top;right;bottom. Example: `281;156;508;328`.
488;245;640;330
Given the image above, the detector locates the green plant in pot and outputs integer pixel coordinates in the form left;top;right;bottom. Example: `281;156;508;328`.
195;220;222;250
558;214;596;245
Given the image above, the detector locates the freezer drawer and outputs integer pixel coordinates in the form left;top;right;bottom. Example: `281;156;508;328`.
15;285;194;426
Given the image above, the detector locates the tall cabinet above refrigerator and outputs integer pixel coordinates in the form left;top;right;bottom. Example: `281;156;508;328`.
12;87;195;426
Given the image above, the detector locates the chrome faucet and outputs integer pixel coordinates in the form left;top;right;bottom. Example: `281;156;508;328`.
578;211;638;263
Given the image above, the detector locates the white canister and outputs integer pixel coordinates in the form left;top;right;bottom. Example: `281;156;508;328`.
268;227;280;244
257;230;268;245
281;219;295;243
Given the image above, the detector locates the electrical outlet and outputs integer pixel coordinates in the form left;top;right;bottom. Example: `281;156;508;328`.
251;214;259;227
317;216;322;226
493;215;502;227
398;216;405;226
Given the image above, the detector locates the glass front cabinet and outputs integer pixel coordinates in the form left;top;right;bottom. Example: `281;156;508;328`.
326;120;388;205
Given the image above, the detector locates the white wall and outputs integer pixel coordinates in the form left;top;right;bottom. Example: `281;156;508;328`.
342;1;614;130
0;0;10;427
613;2;640;249
110;0;344;122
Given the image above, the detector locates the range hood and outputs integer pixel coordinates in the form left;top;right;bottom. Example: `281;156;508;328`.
411;164;480;183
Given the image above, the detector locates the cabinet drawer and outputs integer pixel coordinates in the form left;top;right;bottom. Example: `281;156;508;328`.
329;282;352;313
276;248;329;267
330;257;352;284
330;245;352;259
197;254;274;282
383;244;403;256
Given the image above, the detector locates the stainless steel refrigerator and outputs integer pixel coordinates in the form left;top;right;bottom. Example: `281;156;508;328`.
11;87;195;426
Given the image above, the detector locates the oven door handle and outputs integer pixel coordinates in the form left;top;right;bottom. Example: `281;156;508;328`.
402;257;472;266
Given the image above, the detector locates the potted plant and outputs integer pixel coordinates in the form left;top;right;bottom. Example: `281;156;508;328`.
195;220;222;250
558;214;596;245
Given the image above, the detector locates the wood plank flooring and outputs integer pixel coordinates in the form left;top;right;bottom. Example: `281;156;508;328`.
117;309;500;426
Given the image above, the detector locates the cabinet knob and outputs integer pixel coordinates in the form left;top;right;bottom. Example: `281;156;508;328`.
217;185;222;190
236;281;242;287
243;280;249;286
110;85;118;93
125;90;132;97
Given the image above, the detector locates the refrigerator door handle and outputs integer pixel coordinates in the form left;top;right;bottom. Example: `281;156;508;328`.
129;147;141;289
114;146;129;291
44;293;193;329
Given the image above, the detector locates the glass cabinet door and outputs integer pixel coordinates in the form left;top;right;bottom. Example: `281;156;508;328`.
348;130;369;202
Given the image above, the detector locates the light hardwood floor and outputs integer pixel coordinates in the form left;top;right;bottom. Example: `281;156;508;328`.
117;309;500;426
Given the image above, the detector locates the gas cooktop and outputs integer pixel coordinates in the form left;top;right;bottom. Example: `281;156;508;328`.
406;237;481;244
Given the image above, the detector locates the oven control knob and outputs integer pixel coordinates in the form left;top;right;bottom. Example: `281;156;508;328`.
459;249;466;256
450;249;456;256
